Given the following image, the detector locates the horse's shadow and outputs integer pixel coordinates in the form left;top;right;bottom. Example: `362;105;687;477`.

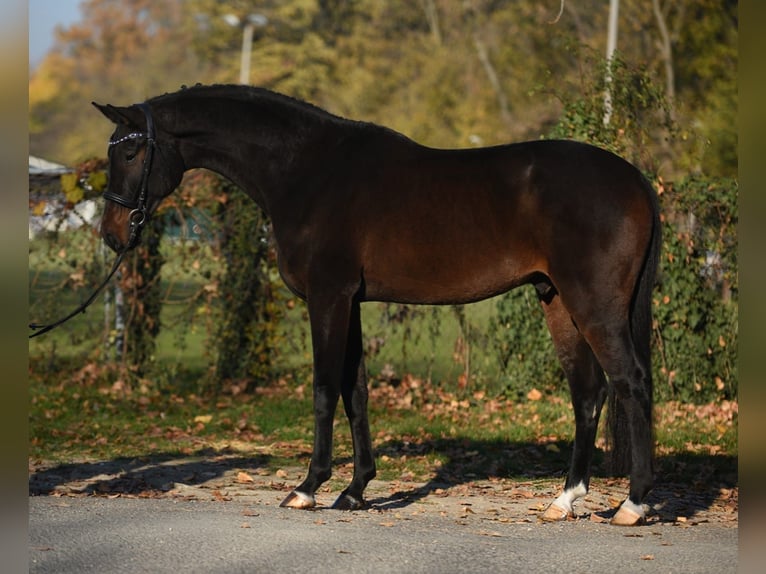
29;439;736;523
364;437;738;523
28;449;274;497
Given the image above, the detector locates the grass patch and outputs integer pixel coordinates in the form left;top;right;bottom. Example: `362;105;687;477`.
29;369;737;492
29;236;737;493
29;233;543;399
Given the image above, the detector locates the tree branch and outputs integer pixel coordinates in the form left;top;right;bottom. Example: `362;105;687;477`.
549;0;565;25
651;0;676;108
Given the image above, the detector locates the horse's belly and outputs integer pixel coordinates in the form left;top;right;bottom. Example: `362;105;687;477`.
362;251;533;305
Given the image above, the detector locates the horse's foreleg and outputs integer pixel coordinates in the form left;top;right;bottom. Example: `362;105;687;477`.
332;301;376;510
280;291;353;510
539;295;607;522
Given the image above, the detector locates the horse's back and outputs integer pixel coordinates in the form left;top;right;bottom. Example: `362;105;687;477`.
340;138;655;304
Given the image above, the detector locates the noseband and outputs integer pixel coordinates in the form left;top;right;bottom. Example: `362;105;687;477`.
29;102;156;338
103;102;156;251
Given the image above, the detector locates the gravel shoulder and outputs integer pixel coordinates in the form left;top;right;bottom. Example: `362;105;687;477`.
29;454;738;526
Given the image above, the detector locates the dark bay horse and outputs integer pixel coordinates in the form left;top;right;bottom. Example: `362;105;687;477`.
95;84;660;526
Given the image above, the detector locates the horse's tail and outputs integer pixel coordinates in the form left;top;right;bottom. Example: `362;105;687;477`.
607;175;661;475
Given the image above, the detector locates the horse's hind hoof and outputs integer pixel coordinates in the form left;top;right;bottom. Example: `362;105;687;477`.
280;490;316;509
610;502;646;526
332;493;365;511
540;503;573;522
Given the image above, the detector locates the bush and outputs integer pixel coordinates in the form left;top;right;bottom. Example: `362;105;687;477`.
487;53;737;403
487;175;738;404
212;181;283;392
29;52;736;404
489;287;563;399
653;176;737;402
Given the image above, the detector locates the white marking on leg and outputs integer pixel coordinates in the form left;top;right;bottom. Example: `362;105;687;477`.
610;498;647;525
291;490;315;506
619;499;645;519
550;481;587;514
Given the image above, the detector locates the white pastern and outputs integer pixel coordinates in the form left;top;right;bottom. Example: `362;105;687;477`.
618;499;645;519
293;491;315;506
610;498;647;526
551;481;588;514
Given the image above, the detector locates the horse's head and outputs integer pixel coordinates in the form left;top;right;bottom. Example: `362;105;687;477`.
93;102;184;252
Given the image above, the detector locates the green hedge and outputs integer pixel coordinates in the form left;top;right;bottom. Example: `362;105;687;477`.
488;175;737;404
29;54;736;403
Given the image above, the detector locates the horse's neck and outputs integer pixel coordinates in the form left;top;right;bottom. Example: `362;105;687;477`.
170;97;340;213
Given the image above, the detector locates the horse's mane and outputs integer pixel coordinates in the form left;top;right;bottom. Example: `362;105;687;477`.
149;84;357;128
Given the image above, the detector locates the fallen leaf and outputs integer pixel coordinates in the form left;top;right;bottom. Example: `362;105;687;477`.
212;490;231;502
640;555;655;561
527;388;542;401
512;489;536;499
608;496;622;508
236;471;254;484
194;414;213;424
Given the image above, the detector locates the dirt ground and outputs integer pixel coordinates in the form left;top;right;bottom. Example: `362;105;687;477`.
29;454;738;528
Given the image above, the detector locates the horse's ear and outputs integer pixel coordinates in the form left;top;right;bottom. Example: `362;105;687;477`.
92;102;137;127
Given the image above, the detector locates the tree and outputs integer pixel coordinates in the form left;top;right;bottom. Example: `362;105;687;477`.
29;0;206;164
31;0;737;175
29;0;737;400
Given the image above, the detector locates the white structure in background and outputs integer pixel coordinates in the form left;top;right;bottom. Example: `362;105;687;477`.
603;0;620;126
29;156;100;239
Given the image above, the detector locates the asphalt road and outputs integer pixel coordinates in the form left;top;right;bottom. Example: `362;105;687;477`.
29;495;737;574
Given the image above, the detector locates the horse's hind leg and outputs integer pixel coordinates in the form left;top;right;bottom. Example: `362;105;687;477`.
332;301;376;510
584;323;653;526
538;294;608;521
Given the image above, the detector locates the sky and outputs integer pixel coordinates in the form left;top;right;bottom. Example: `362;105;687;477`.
29;0;84;68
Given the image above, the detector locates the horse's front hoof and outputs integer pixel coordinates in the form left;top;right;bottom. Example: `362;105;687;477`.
280;490;316;509
610;502;646;526
540;503;573;522
331;492;365;511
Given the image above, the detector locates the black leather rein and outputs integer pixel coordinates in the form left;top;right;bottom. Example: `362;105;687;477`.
29;103;156;339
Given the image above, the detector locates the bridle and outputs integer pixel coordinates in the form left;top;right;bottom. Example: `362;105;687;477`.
103;102;156;250
29;102;156;338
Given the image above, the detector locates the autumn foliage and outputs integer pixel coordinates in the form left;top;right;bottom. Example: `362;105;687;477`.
29;0;737;404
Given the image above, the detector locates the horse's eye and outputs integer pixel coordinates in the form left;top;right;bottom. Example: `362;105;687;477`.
126;150;137;163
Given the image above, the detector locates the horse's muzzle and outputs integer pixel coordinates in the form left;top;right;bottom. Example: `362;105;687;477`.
100;201;134;252
102;231;125;253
